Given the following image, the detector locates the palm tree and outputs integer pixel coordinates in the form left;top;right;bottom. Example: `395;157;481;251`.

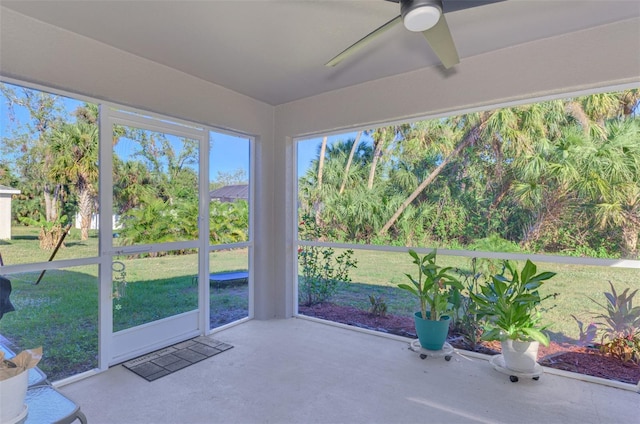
367;127;399;190
339;131;362;195
379;114;488;236
317;136;328;189
574;118;640;258
113;159;154;214
50;121;99;240
210;200;249;244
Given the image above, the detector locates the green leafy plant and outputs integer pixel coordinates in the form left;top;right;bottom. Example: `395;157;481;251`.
397;249;463;321
450;257;486;350
19;213;69;250
589;282;640;364
471;259;557;346
368;294;387;317
298;214;357;306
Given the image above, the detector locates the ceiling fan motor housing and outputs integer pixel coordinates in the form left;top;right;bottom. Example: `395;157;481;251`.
400;0;443;32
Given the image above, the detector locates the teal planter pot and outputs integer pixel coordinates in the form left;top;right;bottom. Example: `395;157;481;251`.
414;312;451;351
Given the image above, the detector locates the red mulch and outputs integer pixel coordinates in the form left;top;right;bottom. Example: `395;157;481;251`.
298;303;640;385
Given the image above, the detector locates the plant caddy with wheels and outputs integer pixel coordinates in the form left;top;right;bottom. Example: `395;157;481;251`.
471;259;557;382
398;249;462;362
409;338;454;361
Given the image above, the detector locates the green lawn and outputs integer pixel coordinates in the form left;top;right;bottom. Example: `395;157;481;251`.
1;226;638;381
305;249;640;342
0;226;249;380
0;225;99;265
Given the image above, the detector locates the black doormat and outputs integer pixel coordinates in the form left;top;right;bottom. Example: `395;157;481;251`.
121;336;233;382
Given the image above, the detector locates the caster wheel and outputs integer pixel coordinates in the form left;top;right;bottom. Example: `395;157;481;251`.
445;355;452;361
420;354;427;360
532;376;540;381
509;375;519;383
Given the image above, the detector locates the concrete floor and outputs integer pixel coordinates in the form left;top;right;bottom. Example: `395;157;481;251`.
59;318;639;424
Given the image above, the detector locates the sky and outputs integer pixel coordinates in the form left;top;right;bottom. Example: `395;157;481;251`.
0;82;250;182
298;131;372;178
0;82;376;182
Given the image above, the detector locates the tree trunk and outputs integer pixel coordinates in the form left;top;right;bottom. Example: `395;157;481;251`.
486;181;512;227
379;126;480;236
314;136;328;225
521;211;547;248
43;184;61;222
39;225;63;250
44;188;54;222
565;101;591;134
339;131;361;195
77;181;94;241
621;223;638;259
368;129;386;190
317;136;327;189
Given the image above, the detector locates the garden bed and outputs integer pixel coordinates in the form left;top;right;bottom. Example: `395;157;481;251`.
298;303;640;386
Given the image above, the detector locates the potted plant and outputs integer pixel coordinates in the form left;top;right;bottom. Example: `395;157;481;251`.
397;250;462;350
471;259;557;373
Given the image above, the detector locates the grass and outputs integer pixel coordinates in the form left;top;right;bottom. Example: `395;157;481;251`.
0;266;100;380
0;225;98;265
301;248;640;343
0;227;249;381
1;226;638;380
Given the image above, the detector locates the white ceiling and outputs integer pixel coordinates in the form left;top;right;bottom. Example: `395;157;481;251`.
2;0;639;106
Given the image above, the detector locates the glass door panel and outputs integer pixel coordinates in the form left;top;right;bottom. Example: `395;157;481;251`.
208;133;250;245
112;251;199;332
108;116;204;364
113;125;199;246
209;248;249;329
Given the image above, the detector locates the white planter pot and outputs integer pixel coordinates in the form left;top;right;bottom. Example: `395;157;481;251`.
501;340;539;373
0;370;28;424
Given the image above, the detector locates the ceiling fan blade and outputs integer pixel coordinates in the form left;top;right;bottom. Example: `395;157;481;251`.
422;14;459;69
325;15;402;67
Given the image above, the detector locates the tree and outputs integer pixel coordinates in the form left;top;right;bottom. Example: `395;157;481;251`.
50;121;99;240
1;83;65;223
575;119;640;258
210;169;248;190
295;88;640;256
339;131;362;195
209;200;249;244
317;136;327;189
379;116;487;236
113;160;154;214
367;127;398;190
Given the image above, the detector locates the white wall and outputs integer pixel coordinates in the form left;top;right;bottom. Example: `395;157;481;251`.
0;195;14;240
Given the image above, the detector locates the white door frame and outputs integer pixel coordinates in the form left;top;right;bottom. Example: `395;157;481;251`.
98;107;209;365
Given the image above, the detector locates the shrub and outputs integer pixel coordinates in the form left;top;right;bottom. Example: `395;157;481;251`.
368;295;387;317
589;281;640;364
298;214;357;306
450;258;486;351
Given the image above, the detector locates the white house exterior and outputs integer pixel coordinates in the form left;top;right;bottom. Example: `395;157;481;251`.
0;185;20;240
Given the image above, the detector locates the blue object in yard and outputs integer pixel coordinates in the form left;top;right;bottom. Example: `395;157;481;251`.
209;271;249;289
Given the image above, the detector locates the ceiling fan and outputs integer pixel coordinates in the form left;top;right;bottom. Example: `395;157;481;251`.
326;0;502;69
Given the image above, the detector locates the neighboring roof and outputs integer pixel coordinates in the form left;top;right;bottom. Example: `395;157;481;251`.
209;184;248;202
0;184;20;195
